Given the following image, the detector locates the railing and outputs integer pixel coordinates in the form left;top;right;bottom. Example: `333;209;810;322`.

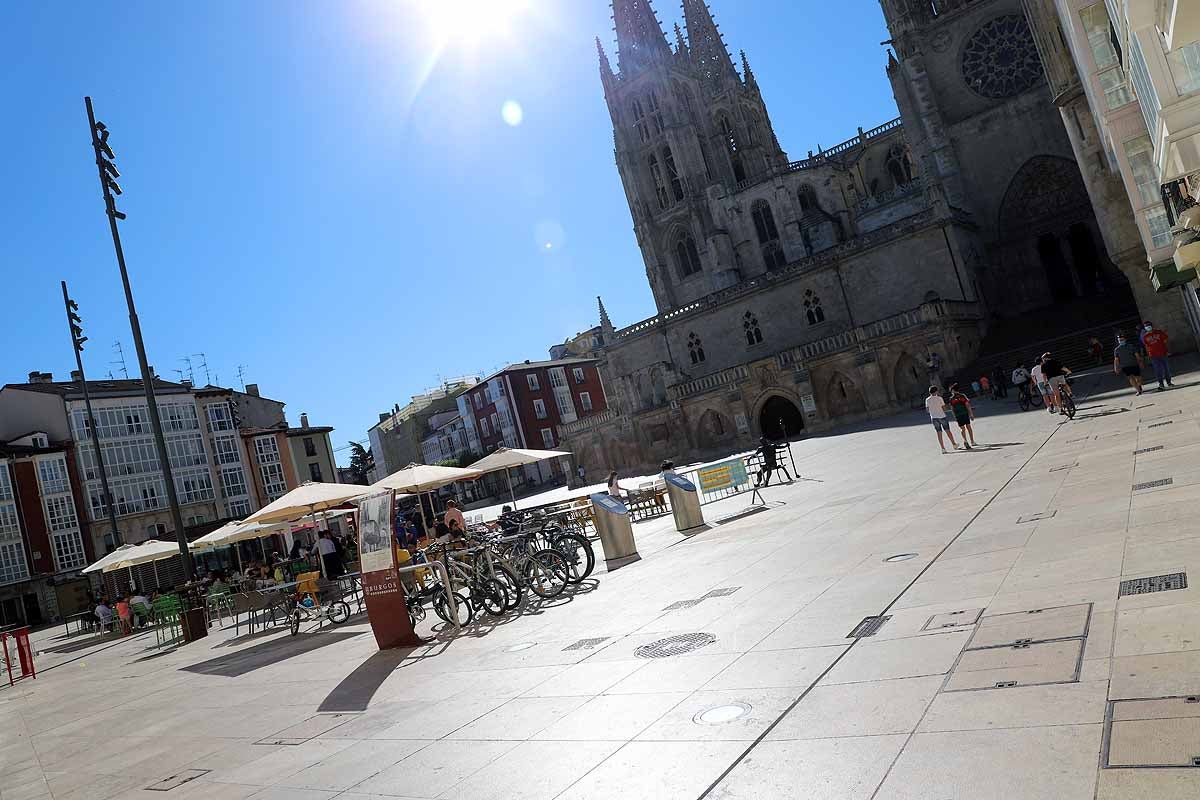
853;178;923;214
613;208;939;342
670;365;749;401
1161;173;1199;228
736;118;904;191
558;407;617;436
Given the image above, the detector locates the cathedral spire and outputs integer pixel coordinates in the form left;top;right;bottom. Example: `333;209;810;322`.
598;296;613;333
612;0;671;75
674;22;689;56
682;0;738;88
740;49;757;90
597;36;615;86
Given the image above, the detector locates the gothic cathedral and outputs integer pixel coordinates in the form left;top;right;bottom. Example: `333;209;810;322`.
560;0;1159;474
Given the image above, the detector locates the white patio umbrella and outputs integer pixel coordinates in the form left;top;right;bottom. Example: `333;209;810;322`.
81;543;140;574
244;482;370;576
467;448;572;509
370;463;482;533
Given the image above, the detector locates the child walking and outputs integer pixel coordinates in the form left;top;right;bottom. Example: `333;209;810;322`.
947;384;977;449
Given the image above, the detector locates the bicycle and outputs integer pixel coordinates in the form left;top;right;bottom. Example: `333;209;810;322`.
407;548;473;628
1057;378;1077;419
440;544;511;619
493;530;572;599
1016;381;1043;411
287;577;351;636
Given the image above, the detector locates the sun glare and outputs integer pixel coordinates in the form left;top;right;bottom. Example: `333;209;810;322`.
421;0;532;48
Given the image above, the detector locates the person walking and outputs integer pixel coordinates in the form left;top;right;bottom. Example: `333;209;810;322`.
576;464;586;485
606;470;622;499
1030;358;1054;413
992;365;1008;398
947;384;977;449
1113;333;1145;395
1140;321;1173;390
925;386;959;453
752;436;783;486
443;499;465;534
1011;363;1031;404
1089;336;1104;366
316;530;343;578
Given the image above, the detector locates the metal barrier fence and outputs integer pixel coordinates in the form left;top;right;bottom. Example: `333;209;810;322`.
680;445;796;506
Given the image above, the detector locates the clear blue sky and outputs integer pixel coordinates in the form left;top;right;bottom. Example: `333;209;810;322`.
3;0;894;465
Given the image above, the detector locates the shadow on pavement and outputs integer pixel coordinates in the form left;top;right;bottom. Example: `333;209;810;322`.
182;631;364;677
318;648;411;712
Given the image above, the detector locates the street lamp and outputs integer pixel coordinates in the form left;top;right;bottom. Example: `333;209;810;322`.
83;96;194;580
61;281;123;552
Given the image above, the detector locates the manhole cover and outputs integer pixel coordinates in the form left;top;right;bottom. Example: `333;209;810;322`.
967;604;1090;649
1147;421;1174;429
1017;510;1056;523
1119;572;1188;596
663;599;703;611
145;771;210;792
1133;478;1173;491
945;639;1083;691
1133;446;1164;455
847;615;891;638
923;608;984;630
504;642;538;652
884;553;918;563
1106;697;1200;767
704;587;741;598
635;632;717;659
562;637;609;652
694;702;752;725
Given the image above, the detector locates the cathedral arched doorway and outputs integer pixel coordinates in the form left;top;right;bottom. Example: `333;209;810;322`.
759;395;804;440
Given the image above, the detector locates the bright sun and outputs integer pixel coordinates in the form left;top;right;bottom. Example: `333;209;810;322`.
420;0;532;48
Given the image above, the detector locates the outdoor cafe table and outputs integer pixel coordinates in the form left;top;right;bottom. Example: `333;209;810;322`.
64;611;95;638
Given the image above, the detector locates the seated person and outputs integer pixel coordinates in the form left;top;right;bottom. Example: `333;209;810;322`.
95;600;114;627
130;592;151;626
497;505;521;533
115;596;132;633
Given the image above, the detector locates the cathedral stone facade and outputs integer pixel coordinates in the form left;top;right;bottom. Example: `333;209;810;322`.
560;0;1175;475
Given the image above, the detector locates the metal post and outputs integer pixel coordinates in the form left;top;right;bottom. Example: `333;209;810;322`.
84;97;193;580
61;280;123;550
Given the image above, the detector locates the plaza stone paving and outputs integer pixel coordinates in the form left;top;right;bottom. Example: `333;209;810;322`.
6;367;1200;799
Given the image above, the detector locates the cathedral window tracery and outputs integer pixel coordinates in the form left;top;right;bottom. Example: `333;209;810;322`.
961;15;1043;100
804;289;825;325
687;332;706;364
751;200;785;269
743;311;763;346
663;147;685;201
632;98;650;142
675;232;703;278
886;145;913;187
717;115;746;182
649;154;670;209
647;91;665;135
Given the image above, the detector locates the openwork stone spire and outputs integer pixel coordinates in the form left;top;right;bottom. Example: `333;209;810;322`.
682;0;738;88
612;0;671;74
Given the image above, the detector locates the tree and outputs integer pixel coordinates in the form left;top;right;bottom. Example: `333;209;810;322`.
346;441;373;485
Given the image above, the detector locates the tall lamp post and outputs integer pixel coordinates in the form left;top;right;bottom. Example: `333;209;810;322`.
61;281;123;551
83;96;194;580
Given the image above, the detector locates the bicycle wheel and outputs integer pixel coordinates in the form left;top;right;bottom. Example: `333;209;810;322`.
492;562;525;610
553;533;595;583
327;601;351;624
434;590;474;626
525;549;569;599
474;578;509;618
1030;390;1043;408
1018;391;1031;411
289;609;301;636
1063;393;1076;419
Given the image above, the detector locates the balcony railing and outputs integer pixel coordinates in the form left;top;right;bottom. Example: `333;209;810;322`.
670;365;750;402
735;117;903;191
1161;172;1200;228
557;407;617;437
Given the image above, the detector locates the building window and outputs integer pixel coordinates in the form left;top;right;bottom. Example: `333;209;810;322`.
718;116;746;182
220;466;247;499
1129;36;1161;137
886;145;912;186
580;391;593;411
751;200;780;244
526;374;540;391
0;540;29;585
205;403;234;432
1097;66;1133;109
762;241;787;270
1167;41;1200;96
0;464;12;504
1080;4;1119;69
304;437;317;457
632;98;649;142
663;147;684;201
540;428;555;448
688;332;706;364
52;531;86;571
649;154;670;209
31;435;48;449
227;498;251;518
187;514;206;527
533;399;548;419
1145;207;1173;248
260;463;287;501
177;471;215;504
1123;136;1160;206
481;417;491;437
473;393;483;409
0;499;19;539
309;462;324;482
675;233;703;278
146;523;167;539
44;495;78;531
647;91;664;135
743;312;763;346
798;184;816;212
214;436;241;465
37;457;71;495
804;289;826;324
573;367;585;384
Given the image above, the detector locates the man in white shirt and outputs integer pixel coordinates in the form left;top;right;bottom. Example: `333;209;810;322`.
316;532;342;578
925;386;959;453
1030;360;1054;412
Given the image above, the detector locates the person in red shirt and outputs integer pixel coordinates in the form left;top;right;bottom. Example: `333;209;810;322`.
1140;321;1173;391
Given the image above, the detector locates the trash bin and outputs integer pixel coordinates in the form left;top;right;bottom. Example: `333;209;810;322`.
180;606;208;643
664;471;705;531
589;493;640;571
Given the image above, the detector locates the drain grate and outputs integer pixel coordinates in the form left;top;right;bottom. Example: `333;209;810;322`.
635;632;717;659
1119;572;1188;596
145;771;210;791
1049;463;1078;472
663;599;703;611
562;637;609;651
1132;478;1173;491
704;587;741;598
1017;511;1057;523
847;615;891;638
1133;446;1164;455
1147;421;1174;429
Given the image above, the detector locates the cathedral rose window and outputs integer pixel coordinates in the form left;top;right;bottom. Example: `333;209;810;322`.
961;15;1043;100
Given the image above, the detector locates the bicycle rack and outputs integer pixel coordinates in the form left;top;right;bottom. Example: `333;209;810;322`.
394;560;460;632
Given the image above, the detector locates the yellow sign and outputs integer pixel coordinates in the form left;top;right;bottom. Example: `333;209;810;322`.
697;459;749;493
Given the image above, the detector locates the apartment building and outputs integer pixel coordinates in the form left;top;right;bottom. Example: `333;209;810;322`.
367;378;478;478
286;413;338;484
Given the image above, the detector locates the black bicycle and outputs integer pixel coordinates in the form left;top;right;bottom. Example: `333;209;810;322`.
1016;381;1043;411
1058;378;1076;419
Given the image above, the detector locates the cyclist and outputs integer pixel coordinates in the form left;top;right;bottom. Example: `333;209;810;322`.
1011;363;1031;404
1040;352;1073;415
1030;358;1053;413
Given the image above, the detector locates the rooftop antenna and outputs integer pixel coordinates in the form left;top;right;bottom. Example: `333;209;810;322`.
172;368;185;381
111;340;129;379
212;372;220;387
181;355;194;383
236;364;248;391
192;353;210;384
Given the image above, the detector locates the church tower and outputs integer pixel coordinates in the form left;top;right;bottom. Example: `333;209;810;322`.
601;0;786;312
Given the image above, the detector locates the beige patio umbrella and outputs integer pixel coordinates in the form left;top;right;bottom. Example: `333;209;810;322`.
371;463;482;533
244;482;370;577
81;543;140;574
468;448;572;508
